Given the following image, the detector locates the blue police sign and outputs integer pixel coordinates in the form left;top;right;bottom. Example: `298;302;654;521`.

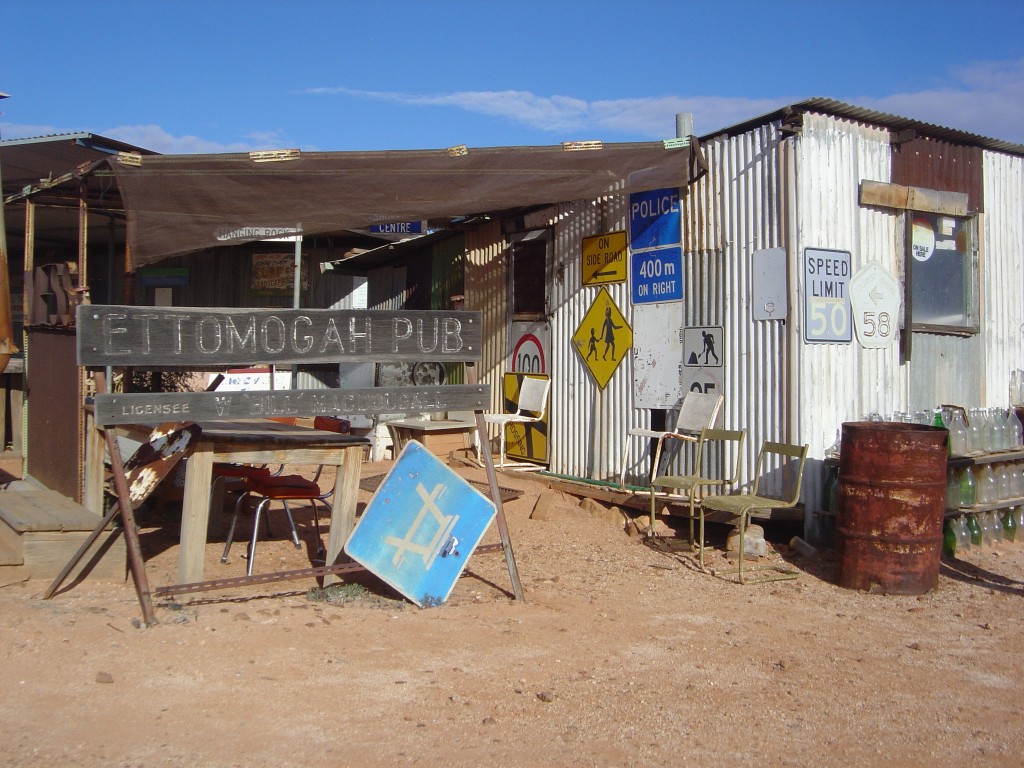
631;246;683;304
629;188;681;250
344;440;495;607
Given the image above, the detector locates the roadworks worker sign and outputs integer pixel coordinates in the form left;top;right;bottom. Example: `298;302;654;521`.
572;287;632;389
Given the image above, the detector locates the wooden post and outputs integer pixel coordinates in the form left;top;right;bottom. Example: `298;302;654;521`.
467;362;524;601
93;374;157;625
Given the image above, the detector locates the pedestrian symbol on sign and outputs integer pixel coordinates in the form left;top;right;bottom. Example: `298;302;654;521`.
683;326;724;368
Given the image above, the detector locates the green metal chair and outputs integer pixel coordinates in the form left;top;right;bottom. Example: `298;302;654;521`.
700;440;809;584
648;427;746;565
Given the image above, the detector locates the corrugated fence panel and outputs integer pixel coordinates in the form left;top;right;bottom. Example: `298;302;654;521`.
685;124;788;495
545;197;634;480
791;113;898;516
981;150;1024;403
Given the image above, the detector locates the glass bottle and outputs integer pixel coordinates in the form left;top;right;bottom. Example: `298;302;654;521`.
968;409;985;453
996;408;1011;450
1002;508;1017;543
1008;408;1023;448
960;466;977;507
955;516;972;551
990;511;1005;544
979;511;996;546
1015;505;1024;532
967;513;983;546
948;410;969;457
945;469;961;511
943;519;958;557
977;464;996;505
998;462;1012;502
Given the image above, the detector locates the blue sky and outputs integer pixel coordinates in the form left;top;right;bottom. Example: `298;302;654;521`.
3;1;1023;154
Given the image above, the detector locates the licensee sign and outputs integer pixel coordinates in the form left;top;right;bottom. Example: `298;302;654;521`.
803;248;852;344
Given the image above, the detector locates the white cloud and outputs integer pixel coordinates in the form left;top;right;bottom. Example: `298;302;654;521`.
308;58;1024;143
0;122;285;154
101;125;273;154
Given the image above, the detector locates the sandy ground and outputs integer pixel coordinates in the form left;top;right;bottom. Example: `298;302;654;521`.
1;458;1022;767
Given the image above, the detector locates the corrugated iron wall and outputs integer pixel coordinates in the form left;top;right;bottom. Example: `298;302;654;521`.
543;198;634;480
787;113;899;514
684;123;789;495
465;220;507;413
980;150;1024;404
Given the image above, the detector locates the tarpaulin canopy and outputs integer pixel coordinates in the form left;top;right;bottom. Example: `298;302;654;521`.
102;139;706;268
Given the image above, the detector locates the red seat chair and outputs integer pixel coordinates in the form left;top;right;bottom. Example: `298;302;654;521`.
220;416;351;576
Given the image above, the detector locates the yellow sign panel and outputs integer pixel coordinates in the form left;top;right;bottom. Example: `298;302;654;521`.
572;288;633;389
501;373;550;465
581;230;627;285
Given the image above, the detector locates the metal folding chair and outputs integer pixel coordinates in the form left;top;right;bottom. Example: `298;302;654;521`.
479;375;550;468
619;391;724;489
700;440;809;584
649;427;745;561
220;416;349;576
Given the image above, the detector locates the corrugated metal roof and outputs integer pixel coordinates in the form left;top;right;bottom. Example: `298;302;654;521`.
703;97;1024;157
0;132;156;202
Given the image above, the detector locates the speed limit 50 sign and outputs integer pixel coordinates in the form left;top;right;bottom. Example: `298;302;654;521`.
803;248;852;344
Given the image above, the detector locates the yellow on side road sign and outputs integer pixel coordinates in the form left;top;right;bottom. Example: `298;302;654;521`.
581;231;627;285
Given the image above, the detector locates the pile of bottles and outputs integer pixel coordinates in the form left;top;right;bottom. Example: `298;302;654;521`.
944;406;1024;456
944;506;1022;556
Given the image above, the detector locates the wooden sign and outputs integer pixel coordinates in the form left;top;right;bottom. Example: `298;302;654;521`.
121;422;201;507
77;305;483;367
93;385;490;426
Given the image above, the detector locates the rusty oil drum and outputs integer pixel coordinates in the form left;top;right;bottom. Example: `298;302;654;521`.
835;422;948;594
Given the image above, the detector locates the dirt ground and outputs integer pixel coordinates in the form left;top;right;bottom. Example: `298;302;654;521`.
1;458;1022;768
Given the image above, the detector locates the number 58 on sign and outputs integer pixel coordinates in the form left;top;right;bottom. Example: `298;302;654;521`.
803;248;852;344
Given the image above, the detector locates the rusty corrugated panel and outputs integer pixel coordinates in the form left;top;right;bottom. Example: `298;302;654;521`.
24;327;81;500
892;137;985;213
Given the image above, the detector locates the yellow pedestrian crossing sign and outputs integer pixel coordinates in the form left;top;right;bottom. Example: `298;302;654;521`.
572;288;632;389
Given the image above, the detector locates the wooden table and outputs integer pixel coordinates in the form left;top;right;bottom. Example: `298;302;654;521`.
385;418;477;456
88;419;369;586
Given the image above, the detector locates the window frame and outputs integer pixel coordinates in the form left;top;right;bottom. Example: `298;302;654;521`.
508;229;551;321
904;209;980;337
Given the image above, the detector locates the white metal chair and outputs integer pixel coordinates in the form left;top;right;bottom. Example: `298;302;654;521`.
619;391;724;489
479;376;550;468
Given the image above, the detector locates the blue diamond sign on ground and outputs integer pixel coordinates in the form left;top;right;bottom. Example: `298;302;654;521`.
344;440;496;607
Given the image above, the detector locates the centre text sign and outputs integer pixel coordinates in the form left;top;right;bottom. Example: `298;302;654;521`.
77;305;482;367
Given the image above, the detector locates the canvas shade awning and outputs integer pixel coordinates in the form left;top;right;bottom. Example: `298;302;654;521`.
98;139;706;268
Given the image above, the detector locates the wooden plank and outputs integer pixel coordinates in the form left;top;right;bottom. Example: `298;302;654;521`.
859;179;969;216
322;445;365;588
23;529;126;582
77;305;483;367
93;385;490;425
0;489;106;532
122;422;200;509
177;443;213;585
0;516;23;564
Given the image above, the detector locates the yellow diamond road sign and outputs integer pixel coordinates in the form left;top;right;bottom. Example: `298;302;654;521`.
581;230;627;285
572;288;632;389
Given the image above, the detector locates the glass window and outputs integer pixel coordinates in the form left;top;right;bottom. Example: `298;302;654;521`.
908;211;978;333
510;234;548;318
